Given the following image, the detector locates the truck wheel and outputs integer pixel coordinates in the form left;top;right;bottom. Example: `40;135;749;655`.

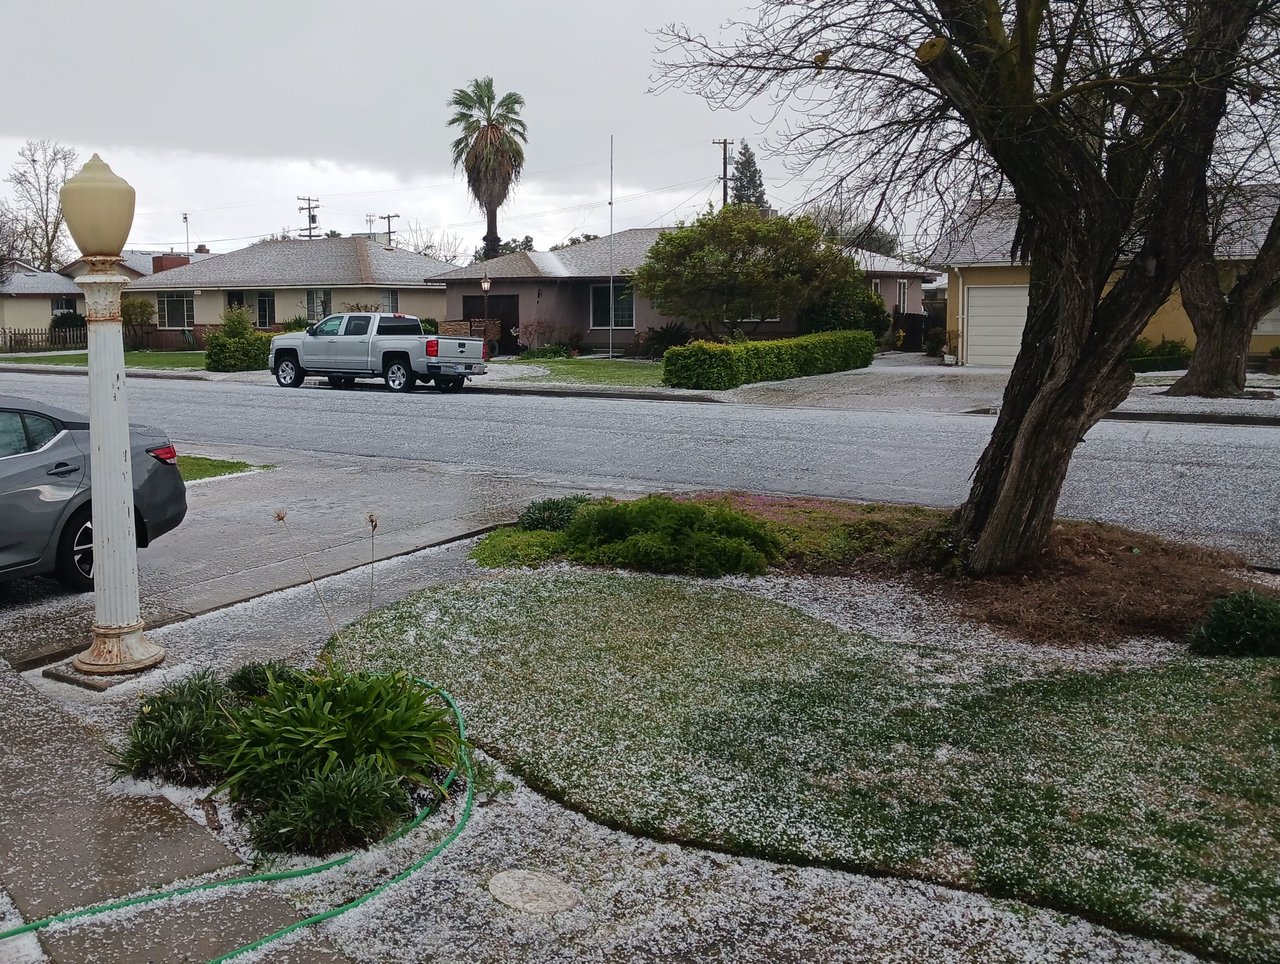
275;354;306;388
384;358;416;393
55;505;95;592
436;376;464;393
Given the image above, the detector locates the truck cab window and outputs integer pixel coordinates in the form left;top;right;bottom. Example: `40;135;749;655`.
344;316;371;336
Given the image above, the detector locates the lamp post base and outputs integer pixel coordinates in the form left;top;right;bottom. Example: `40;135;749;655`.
73;621;165;675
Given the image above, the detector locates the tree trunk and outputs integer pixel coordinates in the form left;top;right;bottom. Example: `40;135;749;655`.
483;207;500;261
952;255;1135;575
1166;305;1253;397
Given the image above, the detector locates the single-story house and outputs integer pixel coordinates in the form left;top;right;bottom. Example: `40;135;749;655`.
61;246;217;283
934;197;1280;367
0;259;84;328
124;238;452;349
436;228;939;353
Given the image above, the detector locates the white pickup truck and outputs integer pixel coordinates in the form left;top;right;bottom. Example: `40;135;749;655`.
268;313;487;393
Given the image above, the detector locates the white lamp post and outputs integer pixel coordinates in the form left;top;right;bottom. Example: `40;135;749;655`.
61;154;164;674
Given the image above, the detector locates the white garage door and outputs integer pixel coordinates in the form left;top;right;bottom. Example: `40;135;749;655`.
1258;303;1280;335
965;285;1029;367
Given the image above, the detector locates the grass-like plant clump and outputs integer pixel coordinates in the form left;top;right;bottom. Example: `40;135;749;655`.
113;664;459;855
114;671;231;787
516;493;592;531
1190;590;1280;656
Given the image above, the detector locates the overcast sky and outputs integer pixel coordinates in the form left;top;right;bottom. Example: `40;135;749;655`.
0;0;815;259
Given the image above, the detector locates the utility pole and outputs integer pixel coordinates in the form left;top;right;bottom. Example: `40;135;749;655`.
712;138;733;208
297;196;320;239
182;213;189;255
380;213;400;247
365;214;377;235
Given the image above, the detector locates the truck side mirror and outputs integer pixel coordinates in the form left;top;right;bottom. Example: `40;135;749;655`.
305;326;316;336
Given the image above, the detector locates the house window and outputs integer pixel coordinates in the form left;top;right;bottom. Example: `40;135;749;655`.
870;278;880;296
590;283;635;329
51;296;76;316
226;290;245;309
381;289;399;313
157;291;195;328
256;292;276;328
306;289;331;321
896;279;908;310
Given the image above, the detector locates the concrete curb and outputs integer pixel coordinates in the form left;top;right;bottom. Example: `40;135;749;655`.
4;362;1275;422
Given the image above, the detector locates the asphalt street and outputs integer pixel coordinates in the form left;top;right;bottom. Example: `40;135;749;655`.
2;370;1277;566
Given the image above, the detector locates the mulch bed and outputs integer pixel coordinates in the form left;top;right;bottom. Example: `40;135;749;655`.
700;492;1267;646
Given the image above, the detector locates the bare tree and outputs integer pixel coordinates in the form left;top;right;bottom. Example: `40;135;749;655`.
402;219;467;263
4;140;77;271
657;0;1277;575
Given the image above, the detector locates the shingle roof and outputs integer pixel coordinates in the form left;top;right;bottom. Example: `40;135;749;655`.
435;228;670;282
848;247;939;278
120;249;217;276
1;261;81;296
125;238;453;290
933;188;1280;266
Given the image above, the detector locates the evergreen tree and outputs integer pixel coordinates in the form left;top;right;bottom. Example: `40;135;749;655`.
731;140;768;213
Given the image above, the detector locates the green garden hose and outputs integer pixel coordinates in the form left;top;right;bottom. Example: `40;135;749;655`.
0;679;475;964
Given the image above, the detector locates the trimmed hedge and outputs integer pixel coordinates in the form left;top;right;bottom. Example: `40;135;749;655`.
662;330;876;390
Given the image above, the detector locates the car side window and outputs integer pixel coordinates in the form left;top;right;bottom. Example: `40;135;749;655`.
314;316;343;336
344;315;371;336
0;412;27;458
23;414;58;450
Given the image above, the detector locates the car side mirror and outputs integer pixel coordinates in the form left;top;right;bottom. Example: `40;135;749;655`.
305;326;316;336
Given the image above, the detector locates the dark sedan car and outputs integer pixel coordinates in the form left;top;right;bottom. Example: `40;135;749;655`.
0;395;187;592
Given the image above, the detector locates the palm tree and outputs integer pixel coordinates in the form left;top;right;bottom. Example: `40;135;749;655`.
447;77;528;261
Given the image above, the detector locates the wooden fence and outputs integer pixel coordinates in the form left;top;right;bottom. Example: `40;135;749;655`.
0;326;88;353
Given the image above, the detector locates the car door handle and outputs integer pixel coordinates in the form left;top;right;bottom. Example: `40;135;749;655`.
47;462;80;477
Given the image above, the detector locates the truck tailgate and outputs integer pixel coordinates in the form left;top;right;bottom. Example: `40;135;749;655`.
431;337;485;362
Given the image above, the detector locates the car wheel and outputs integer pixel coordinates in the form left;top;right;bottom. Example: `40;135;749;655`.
275;354;306;388
384;359;416;393
55;506;95;593
327;375;353;388
437;376;464;392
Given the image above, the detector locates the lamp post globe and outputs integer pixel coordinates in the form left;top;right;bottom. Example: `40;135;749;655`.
61;155;164;674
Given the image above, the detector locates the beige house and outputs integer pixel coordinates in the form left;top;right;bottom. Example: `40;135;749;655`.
437;229;934;353
935;199;1280;367
125;238;451;349
0;260;84;329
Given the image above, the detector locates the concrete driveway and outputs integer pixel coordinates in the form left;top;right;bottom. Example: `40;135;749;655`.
0;443;611;671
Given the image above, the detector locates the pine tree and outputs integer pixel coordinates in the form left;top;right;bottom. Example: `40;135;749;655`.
731;140;768;213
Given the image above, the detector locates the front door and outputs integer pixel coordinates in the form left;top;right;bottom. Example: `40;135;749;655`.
463;294;520;355
333;315;372;370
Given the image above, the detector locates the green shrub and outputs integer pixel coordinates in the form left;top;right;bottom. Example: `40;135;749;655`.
639;321;694;358
206;305;271;372
422;317;439;335
1270;346;1280;359
798;279;891;336
563;495;781;577
471;528;568;568
663;330;876;389
211;668;459;808
518;494;593;531
226;660;302;700
1189;591;1280;656
248;758;412;855
662;341;745;390
1128;336;1193;373
924;326;947;356
280;317;311;332
50;311;86;331
114;671;231;786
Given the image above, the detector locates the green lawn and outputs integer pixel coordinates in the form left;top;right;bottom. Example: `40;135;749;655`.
1;351;206;369
332;569;1280;962
177;454;259;482
491;357;664;387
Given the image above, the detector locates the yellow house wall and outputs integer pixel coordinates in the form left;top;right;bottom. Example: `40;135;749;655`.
0;294;86;328
947;265;1279;357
